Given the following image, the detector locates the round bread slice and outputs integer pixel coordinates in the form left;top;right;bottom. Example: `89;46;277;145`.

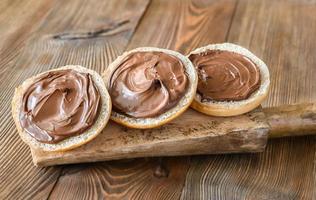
189;43;270;117
11;65;112;152
103;47;198;129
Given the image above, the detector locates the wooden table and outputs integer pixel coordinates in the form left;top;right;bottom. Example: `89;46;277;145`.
1;0;315;199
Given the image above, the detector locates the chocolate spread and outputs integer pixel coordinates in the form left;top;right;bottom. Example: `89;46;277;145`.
19;69;100;144
189;50;260;101
109;52;188;118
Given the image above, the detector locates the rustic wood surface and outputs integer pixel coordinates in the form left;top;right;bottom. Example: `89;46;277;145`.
1;0;315;199
32;108;269;167
265;103;316;138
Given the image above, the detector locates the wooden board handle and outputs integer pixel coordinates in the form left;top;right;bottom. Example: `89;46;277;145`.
264;103;316;138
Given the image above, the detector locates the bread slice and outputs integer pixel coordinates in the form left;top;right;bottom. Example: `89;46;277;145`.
11;65;112;152
103;47;198;129
189;43;270;116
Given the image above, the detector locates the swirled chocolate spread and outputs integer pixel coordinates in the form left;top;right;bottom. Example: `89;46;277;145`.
109;52;188;118
19;69;100;144
189;50;260;101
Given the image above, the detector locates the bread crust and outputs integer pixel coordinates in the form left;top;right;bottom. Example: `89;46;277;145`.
188;43;270;117
11;65;112;152
103;47;198;129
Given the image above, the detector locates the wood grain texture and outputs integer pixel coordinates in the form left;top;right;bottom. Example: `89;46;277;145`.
127;0;237;54
0;0;149;199
0;0;56;78
180;136;316;200
32;108;269;166
265;102;316;138
181;0;316;199
49;157;189;200
48;0;238;199
0;1;63;199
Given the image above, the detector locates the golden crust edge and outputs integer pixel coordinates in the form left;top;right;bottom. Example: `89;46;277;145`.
191;89;268;116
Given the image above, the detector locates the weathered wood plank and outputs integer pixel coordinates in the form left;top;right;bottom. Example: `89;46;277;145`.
265;103;316;138
32;108;269;166
48;0;237;199
0;0;150;199
181;0;316;199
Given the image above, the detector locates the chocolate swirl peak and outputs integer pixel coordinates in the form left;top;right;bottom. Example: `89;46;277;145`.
19;69;100;144
109;52;188;118
189;50;261;101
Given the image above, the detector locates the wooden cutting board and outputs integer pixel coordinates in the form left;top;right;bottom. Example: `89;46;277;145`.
31;107;269;166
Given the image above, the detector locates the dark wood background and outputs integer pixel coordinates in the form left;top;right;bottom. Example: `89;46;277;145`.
1;0;316;199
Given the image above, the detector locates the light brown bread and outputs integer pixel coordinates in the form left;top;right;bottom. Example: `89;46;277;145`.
103;47;198;129
11;65;112;152
189;43;270;116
